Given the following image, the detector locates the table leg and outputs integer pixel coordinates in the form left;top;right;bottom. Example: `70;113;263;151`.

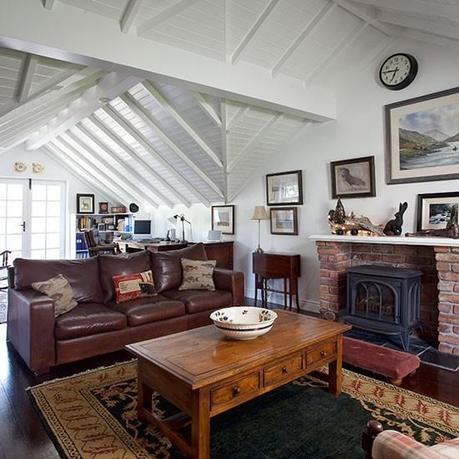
254;274;258;307
328;335;343;397
284;278;287;310
191;389;211;459
293;277;300;312
137;380;153;421
289;278;293;311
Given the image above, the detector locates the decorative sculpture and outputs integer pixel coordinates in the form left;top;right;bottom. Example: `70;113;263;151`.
383;202;408;236
406;205;459;239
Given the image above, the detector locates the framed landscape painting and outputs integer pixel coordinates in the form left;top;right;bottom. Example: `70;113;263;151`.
270;207;298;235
266;170;303;206
417;192;459;231
211;205;234;235
330;156;375;198
385;87;459;184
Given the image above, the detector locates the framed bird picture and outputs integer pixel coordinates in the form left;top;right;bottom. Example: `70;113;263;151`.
330;156;376;199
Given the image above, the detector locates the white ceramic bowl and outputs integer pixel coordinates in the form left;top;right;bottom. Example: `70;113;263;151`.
210;307;278;340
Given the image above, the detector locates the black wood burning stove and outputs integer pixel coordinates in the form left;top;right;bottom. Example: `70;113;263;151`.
345;265;422;350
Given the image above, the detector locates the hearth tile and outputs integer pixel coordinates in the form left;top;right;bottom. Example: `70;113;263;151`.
419;348;459;372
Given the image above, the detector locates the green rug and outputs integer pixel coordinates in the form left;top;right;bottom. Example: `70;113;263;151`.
29;361;458;459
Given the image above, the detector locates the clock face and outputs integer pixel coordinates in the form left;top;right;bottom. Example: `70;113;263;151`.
379;53;418;90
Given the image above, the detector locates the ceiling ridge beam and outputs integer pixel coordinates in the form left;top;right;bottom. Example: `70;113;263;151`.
192;92;222;128
271;1;337;77
53;136;139;205
231;0;280;65
103;104;210;206
90;112;190;207
77;121;174;207
120;0;142;33
121;92;224;198
142;81;223;168
16;54;38;103
137;0;200;35
229;113;284;172
66;128;159;208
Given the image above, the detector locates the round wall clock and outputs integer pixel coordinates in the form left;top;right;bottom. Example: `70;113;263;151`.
379;53;418;90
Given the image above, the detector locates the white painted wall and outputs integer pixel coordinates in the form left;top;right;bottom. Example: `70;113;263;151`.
231;38;459;311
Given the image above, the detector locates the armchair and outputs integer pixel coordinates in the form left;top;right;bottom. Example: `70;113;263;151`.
83;230;120;257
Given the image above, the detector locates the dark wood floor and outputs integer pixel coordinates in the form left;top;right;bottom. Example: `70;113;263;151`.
0;314;458;459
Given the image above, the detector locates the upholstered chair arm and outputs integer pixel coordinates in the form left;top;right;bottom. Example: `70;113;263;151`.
7;288;55;374
213;268;244;306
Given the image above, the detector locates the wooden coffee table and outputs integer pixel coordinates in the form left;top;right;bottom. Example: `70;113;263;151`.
126;311;351;459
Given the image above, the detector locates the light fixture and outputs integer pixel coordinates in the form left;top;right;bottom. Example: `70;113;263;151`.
169;214;191;243
251;206;269;253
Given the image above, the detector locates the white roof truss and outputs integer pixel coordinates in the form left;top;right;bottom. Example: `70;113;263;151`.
15;54;38;103
120;0;142;33
192;92;222;128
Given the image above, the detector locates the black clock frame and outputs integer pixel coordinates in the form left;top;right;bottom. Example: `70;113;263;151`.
379;53;418;91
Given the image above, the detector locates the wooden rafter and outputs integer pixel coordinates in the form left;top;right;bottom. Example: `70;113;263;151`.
142;81;223;168
121;92;224;198
192;92;222;128
16;54;38;103
89;112;191;207
120;0;142;33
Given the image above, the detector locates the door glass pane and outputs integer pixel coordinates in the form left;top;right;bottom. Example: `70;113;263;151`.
32;201;46;216
0;218;5;234
46;249;60;259
0;184;6;200
6;201;22;217
46;233;60;248
32;185;46;201
47;201;60;217
31;249;46;259
0;201;5;216
6;218;23;234
47;185;61;201
7;184;23;200
6;235;22;251
46;218;60;233
31;218;46;233
31;233;46;248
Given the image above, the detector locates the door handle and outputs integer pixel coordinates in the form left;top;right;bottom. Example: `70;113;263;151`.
20;221;26;232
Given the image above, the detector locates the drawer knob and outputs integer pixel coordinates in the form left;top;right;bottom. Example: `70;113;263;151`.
232;385;241;397
282;366;288;374
320;350;327;357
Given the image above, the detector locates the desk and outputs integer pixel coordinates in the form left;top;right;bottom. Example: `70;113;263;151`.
252;252;301;311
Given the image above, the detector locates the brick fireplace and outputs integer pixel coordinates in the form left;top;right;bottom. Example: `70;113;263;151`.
312;235;459;355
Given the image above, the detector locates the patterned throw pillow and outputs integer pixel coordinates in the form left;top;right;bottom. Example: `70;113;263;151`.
31;274;78;317
179;259;216;291
112;270;156;304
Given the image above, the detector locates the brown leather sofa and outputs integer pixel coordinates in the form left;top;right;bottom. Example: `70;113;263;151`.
7;243;244;374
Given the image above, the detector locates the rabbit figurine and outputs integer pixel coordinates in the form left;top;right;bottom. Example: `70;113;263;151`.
383;202;408;236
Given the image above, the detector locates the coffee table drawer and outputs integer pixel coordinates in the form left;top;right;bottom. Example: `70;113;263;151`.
211;372;260;408
306;340;337;367
263;354;303;387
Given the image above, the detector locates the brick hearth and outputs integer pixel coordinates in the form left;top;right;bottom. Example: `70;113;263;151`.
315;239;459;356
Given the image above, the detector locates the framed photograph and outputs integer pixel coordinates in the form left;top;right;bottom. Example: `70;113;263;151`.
99;202;109;214
76;193;95;214
266;170;303;206
417;192;459;231
330;156;375;198
211;205;235;235
97;223;107;232
270;207;298;235
385;87;459;184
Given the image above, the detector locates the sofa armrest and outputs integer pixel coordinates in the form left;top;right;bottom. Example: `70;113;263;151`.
213;268;244;306
7;288;55;374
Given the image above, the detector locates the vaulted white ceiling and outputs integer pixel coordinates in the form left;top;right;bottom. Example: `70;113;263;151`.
0;0;457;208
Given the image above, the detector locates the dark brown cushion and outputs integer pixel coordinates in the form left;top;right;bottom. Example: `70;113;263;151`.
162;289;232;314
55;303;127;340
108;295;186;327
14;257;103;304
98;251;151;303
150;243;207;293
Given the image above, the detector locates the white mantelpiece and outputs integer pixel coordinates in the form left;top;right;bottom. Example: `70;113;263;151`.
309;234;459;248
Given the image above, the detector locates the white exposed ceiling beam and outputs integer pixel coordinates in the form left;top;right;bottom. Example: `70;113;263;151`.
120;0;142;33
75;122;173;208
25;73;141;150
142;81;223;168
16;54;38;103
103;105;210;206
304;22;368;85
121;92;224;198
400;29;459;49
89;112;190;207
220;100;228;202
227;105;250;131
43;0;56;10
230;0;280;65
137;0;199;35
229;113;284;172
271;1;337;77
192;92;222;128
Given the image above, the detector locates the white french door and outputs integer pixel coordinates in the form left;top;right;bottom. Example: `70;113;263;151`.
0;178;66;261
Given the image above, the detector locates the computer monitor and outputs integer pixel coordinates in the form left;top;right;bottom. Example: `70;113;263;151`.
133;220;152;238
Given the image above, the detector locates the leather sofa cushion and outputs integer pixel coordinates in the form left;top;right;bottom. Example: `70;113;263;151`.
99;251;151;303
14;257;103;304
108;295;186;327
150;243;207;293
55;303;127;340
162;289;232;314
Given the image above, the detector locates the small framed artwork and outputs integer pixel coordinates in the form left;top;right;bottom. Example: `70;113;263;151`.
211;205;235;235
266;170;303;206
330;156;376;198
99;202;109;214
385;87;459;184
97;223;107;231
76;193;95;214
270;207;298;235
416;192;459;231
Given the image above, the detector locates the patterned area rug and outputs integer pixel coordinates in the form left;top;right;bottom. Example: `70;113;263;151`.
28;361;459;459
0;290;7;324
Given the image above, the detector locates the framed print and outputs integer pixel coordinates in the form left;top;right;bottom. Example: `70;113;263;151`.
270;207;298;235
98;202;109;214
416;192;459;231
211;205;234;235
76;193;95;214
266;170;303;206
330;156;375;198
385;87;459;184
